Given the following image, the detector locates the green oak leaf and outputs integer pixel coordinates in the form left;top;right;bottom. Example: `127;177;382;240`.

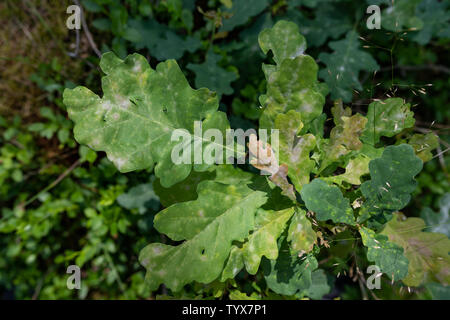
378;0;424;32
258;20;307;65
323;155;370;186
229;290;260;300
139;181;267;291
187;51;239;96
287;208;317;254
259;57;326;129
381;214;450;286
300;179;355;225
128;19;201;60
319;113;367;172
274;110;316;192
249;175;298;211
413;0;450;45
117;182;160;213
287;4;352;47
318;31;379;102
221;0;270;32
288;0;344;9
359;143;385;160
309;113;327;138
361;98;415;146
360;144;423;218
332;114;367;151
360;226;409;281
262;237;318;296
408;133;439;162
220;0;232;9
221;207;294;280
231;83;264;120
212;165;256;184
226;13;274;82
258;21;326;129
426;282;450;300
421;193;450;238
154;164;254;208
304;269;331;299
64;52;241;188
331;99;352;126
154;170;215;207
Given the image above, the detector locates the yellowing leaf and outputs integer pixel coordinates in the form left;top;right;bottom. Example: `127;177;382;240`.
221;208;295;280
258;20;306;65
361;98;415;146
258;21;326;129
64;52;238;188
275;110;316;192
322;155;370;186
381;214;450;287
287;208;317;254
408;133;439;162
319;113;367;172
360;144;423;219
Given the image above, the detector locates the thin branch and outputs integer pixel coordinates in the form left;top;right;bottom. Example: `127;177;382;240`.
416;121;450;130
23;159;81;207
102;245;126;293
356;267;381;300
356;269;369;300
74;0;101;58
32;267;53;300
433;146;450;160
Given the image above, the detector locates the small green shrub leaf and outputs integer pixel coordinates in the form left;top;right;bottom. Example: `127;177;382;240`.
64;52;240;188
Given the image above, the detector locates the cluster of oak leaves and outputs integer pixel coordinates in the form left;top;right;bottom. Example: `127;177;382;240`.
63;21;449;298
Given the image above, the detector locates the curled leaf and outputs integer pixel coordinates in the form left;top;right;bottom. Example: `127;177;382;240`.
248;134;296;201
275;110;316;192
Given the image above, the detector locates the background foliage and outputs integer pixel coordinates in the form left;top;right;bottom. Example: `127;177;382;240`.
0;0;449;299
